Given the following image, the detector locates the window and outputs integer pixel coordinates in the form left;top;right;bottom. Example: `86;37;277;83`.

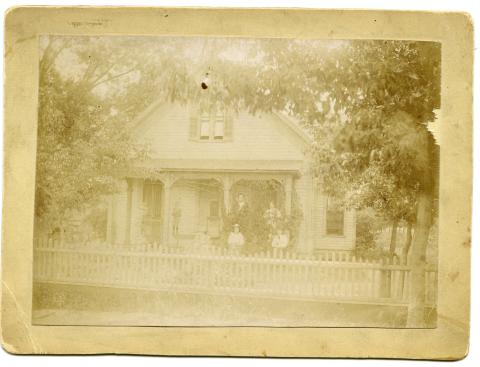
326;197;344;236
209;201;219;217
214;112;225;139
214;121;224;139
190;105;232;141
199;112;210;139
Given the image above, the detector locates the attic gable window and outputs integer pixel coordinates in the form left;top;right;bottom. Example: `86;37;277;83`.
190;105;232;141
199;112;211;140
214;112;225;140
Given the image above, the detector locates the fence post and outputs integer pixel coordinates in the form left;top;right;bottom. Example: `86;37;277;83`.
379;256;391;298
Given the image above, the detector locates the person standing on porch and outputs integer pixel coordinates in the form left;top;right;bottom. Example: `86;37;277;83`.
172;201;181;239
232;193;250;241
264;201;282;232
233;193;249;217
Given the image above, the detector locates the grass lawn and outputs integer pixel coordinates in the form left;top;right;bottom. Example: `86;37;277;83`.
32;282;436;328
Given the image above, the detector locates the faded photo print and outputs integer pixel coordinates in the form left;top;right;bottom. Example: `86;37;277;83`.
32;36;440;328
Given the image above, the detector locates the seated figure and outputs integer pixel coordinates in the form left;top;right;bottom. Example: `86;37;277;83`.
271;228;289;249
194;230;210;248
227;224;245;251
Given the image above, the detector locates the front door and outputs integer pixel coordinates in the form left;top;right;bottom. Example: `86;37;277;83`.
142;180;163;243
198;190;221;238
207;200;221;238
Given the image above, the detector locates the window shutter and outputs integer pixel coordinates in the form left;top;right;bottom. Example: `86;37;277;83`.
224;110;233;140
189;113;198;140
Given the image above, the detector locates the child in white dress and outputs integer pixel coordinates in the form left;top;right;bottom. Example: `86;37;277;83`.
228;224;245;252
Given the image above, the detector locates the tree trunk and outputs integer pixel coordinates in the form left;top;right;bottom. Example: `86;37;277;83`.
382;220;398;298
400;222;413;299
406;190;433;327
402;222;413;265
389;220;399;258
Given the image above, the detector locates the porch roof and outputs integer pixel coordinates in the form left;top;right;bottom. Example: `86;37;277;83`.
140;158;304;173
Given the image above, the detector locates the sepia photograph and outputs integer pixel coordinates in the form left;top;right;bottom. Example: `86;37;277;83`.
31;35;440;328
1;5;474;358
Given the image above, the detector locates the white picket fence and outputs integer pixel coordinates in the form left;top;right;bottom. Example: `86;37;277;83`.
33;239;437;306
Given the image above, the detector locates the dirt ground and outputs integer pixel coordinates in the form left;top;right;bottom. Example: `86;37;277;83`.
32;282;437;328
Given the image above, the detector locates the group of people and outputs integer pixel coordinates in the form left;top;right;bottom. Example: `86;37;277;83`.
227;193;289;252
171;193;290;252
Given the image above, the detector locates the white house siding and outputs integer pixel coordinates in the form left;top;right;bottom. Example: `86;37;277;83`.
134;103;306;163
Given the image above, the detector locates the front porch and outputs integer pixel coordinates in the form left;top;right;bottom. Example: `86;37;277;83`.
107;170;299;251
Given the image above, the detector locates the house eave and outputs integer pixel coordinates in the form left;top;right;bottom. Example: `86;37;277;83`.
129;158;304;176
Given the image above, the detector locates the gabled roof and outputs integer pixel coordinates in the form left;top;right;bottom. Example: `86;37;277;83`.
130;99;313;147
141;158;304;173
272;111;313;145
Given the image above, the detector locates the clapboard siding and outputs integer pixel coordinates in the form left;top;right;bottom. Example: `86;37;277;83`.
135;103;307;162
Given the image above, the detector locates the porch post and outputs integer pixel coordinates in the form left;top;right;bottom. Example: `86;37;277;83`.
106;195;114;244
162;174;173;244
124;178;133;246
130;178;144;245
285;175;293;215
223;175;232;214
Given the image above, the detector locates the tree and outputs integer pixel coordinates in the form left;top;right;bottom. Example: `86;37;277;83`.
148;39;439;326
277;41;440;326
35;36;171;231
169;39;440;326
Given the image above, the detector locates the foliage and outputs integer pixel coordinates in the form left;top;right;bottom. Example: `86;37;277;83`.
36;37;165;229
221;180;303;253
299;42;440;226
38;37;439;230
152;38;440;226
283;190;304;247
83;204;109;242
353;209;387;260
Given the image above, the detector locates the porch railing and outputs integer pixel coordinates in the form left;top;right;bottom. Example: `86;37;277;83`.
33;238;437;306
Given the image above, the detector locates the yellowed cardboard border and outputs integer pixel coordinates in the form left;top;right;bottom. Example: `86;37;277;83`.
1;7;473;359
